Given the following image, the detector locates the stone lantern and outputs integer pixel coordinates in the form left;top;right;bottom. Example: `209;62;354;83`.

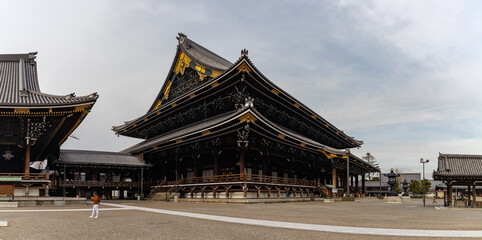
387;168;399;196
402;179;409;196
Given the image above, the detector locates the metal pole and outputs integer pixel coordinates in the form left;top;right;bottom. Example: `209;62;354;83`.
423;161;425;207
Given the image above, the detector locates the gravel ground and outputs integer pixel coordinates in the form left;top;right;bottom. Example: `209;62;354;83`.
0;198;481;240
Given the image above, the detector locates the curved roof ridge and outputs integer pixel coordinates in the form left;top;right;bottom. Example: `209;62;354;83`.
61;149;133;155
28;89;98;101
177;33;232;71
439;153;482;158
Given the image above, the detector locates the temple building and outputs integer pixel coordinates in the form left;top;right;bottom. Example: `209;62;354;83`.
48;149;150;199
0;52;98;197
433;153;482;207
113;33;379;200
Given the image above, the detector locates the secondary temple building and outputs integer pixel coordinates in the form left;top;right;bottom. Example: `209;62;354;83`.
0;52;98;197
433;153;482;207
113;33;379;199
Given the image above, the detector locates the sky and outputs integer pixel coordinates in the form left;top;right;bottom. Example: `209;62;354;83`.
1;0;482;177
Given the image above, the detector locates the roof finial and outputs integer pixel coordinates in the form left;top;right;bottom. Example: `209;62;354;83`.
241;49;248;57
177;33;187;43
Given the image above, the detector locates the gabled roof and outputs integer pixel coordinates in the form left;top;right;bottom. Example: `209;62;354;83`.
145;33;232;113
124;102;346;158
55;149;149;167
0;52;98;107
433;153;482;179
113;34;362;149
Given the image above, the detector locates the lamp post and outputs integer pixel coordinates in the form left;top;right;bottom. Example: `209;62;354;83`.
420;158;429;207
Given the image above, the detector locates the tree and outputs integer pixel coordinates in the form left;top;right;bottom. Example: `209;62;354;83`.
394;181;401;193
421;179;431;194
362;153;378;180
408;180;422;194
408;179;431;194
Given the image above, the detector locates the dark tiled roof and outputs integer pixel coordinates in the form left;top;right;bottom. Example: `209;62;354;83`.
0;53;98;107
177;33;232;71
122;109;243;153
57;149;149;167
433;153;482;178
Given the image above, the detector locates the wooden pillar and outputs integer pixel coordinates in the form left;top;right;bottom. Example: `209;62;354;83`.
24;184;30;196
289;161;294;178
253;157;259;176
362;177;366;195
277;188;281;198
467;183;472;206
213;154;219;176
24;144;31;177
447;182;453;206
344;174;348;194
240;149;246;178
351;175;354;189
262;158;268;176
193;157;199;178
355;174;359;195
473;181;477;207
332;168;337;188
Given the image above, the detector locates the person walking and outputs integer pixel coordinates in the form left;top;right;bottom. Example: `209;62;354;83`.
90;192;100;218
432;195;437;204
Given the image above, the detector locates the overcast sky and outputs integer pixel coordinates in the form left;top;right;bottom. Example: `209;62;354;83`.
2;0;482;176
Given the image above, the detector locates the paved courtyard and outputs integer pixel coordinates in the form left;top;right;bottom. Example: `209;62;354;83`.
1;198;481;239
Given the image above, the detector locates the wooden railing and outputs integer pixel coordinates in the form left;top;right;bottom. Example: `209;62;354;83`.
164;174;319;187
0;173;49;180
52;180;139;188
148;179;167;198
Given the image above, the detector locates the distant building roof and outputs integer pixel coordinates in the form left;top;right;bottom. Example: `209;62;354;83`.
380;172;420;182
433;153;482;179
0;53;98;107
55;149;150;168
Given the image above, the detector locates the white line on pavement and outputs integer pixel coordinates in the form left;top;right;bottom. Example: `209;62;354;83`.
0;207;129;213
102;202;482;238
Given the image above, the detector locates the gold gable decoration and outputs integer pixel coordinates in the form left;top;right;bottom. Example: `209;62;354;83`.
173;52;192;75
152;51;223;111
237;62;251;72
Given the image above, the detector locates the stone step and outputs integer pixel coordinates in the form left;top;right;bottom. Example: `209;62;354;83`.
0;202;18;208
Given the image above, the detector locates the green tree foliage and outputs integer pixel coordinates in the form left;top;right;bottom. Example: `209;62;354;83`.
408;179;431;194
421;179;431;193
409;180;422;194
370;177;380;181
394;181;401;193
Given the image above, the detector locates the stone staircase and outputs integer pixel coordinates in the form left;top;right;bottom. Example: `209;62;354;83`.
150;192;178;201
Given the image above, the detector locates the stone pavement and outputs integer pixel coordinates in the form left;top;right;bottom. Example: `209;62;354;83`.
1;198;481;240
